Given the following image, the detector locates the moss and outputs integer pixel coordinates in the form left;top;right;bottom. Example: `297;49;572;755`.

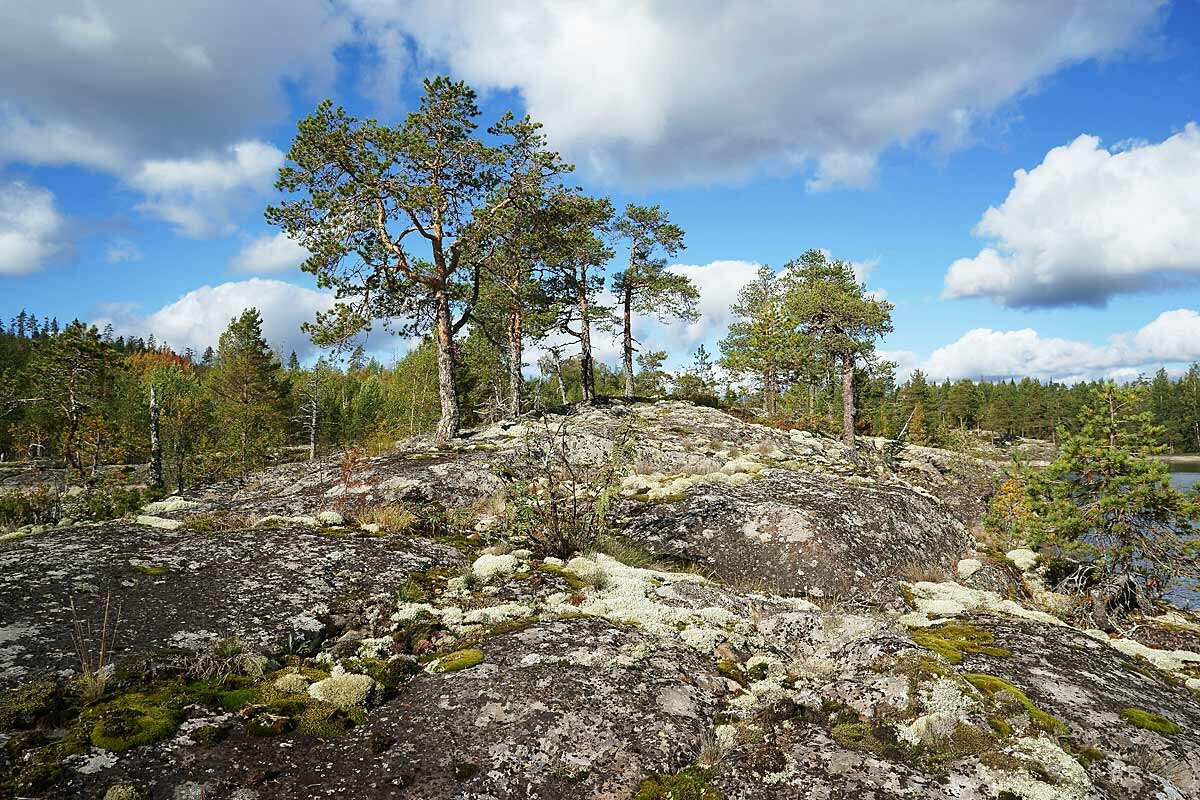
0;678;59;729
910;623;1011;664
344;657;414;690
964;674;1065;734
296;702;365;737
245;711;294;737
919;723;1000;766
103;785;149;800
830;721;889;755
128;564;171;576
1068;744;1107;765
89;694;181;751
898;584;917;610
715;660;748;688
192;723;228;746
428;648;484;673
1119;707;1181;735
635;767;723;800
539;562;588;591
987;716;1013;737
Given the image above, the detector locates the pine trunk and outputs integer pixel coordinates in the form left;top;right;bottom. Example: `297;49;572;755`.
149;384;163;489
622;285;634;399
308;376;318;461
433;289;460;443
577;270;595;402
841;354;855;448
506;307;523;418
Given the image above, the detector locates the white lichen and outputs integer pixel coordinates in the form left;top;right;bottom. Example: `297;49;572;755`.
898;581;1064;627
141;498;202;515
306;665;377;708
985;736;1092;800
273;673;311;694
472;553;518;582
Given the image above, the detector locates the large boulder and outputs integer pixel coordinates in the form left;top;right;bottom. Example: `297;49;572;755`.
623;470;971;597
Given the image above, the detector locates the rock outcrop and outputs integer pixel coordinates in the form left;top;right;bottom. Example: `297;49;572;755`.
2;399;1197;800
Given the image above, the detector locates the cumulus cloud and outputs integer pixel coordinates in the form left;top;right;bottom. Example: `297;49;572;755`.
347;1;1163;187
921;309;1200;382
657;260;761;350
944;124;1200;307
129;141;283;236
0;1;347;171
230;232;309;274
0;181;66;276
93;278;334;357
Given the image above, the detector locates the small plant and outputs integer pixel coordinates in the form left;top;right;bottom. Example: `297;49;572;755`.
189;636;268;680
334;446;370;518
69;594;122;704
501;415;635;558
356;503;419;533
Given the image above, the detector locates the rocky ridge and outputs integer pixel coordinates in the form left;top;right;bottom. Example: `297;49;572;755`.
0;399;1197;799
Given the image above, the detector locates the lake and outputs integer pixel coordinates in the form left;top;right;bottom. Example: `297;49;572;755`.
1162;463;1200;608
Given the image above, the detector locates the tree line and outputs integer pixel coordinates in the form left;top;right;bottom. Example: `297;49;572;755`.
4;75;1200;490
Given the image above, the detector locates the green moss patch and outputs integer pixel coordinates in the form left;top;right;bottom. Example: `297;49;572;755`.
1120;707;1181;735
427;648;484;673
89;694;181;751
635;767;723;800
964;674;1065;734
911;623;1011;664
0;678;60;730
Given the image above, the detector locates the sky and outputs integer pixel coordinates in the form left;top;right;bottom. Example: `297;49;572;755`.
2;1;1200;384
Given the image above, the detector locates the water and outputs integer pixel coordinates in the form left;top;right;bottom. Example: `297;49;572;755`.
1163;464;1200;608
1168;470;1200;492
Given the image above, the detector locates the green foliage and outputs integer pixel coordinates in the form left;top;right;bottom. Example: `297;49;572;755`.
205;309;291;475
910;623;1012;664
1020;381;1200;586
0;486;58;528
427;648;484;673
1119;707;1181;734
634;767;723;800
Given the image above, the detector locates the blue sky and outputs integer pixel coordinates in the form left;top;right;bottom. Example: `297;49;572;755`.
2;1;1199;383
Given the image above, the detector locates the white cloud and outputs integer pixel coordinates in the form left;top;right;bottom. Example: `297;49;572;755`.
660;260;761;350
944;123;1200;307
129;140;283;236
0;181;66;276
230;232;309;274
52;1;115;53
0;2;348;171
921;309;1200;382
93;278;335;357
103;237;142;264
348;1;1163;187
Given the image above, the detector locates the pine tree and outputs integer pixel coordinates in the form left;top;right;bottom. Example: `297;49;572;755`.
612;204;697;398
1022;381;1199;620
785;250;893;447
718;266;806;416
270;79;572;442
206;309;291;474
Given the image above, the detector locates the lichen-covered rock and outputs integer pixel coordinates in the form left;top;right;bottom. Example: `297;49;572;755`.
55;618;730;799
0;522;463;685
623;470;970;597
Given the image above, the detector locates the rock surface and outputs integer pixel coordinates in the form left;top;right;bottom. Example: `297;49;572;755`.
2;399;1198;800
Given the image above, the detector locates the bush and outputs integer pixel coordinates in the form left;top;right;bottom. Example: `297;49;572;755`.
501;415;633;558
0;486;59;529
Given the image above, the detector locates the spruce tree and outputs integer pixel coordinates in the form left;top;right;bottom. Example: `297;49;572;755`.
1022;381;1199;617
206;309;291;474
